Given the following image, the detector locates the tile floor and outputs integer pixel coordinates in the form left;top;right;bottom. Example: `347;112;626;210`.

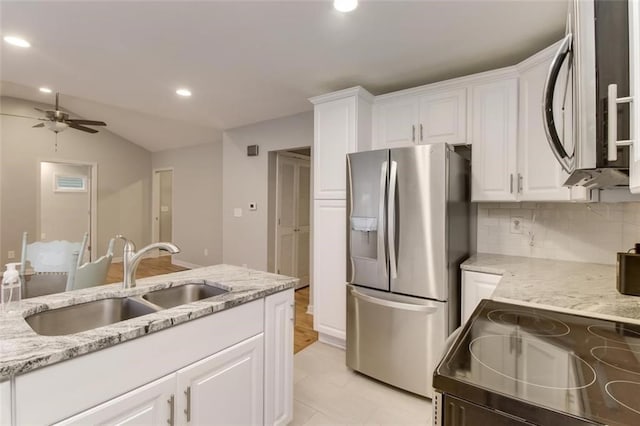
292;342;432;425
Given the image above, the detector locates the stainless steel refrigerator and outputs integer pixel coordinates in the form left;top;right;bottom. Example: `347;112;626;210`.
346;143;470;399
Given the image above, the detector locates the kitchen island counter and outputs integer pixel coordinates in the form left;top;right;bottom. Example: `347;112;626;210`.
0;264;296;379
461;253;640;324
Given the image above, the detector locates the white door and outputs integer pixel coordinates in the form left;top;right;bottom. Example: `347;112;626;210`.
152;169;173;245
176;334;264;425
518;49;571;201
418;88;467;145
471;78;519;201
264;290;294;426
374;96;420;149
55;374;175;426
39;161;93;262
276;154;310;286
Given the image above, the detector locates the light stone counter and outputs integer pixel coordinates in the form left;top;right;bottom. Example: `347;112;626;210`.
461;253;640;325
0;264;297;379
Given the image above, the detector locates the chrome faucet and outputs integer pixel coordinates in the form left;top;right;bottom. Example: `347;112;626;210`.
116;235;180;289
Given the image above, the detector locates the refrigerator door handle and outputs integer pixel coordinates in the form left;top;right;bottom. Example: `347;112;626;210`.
351;288;438;313
378;161;388;277
387;161;398;279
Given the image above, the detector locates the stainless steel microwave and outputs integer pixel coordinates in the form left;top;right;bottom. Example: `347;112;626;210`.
543;0;631;189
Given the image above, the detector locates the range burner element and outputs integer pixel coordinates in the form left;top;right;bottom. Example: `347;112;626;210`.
605;381;640;416
487;309;570;336
588;324;640;346
469;335;596;390
591;346;640;375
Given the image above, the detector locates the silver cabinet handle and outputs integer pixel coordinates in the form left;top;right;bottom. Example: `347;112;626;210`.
351;288;438;313
510;174;514;194
420;123;424;141
378;161;388;277
412;125;415;142
387;161;398;279
543;33;574;173
607;83;634;161
167;394;175;426
518;173;523;193
184;386;191;422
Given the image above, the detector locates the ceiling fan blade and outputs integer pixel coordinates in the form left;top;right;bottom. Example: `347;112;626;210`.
0;112;46;120
34;107;47;113
32;123;45;128
67;119;107;126
68;123;98;134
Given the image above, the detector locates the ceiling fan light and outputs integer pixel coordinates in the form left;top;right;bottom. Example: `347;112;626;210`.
3;36;30;48
45;121;69;133
176;88;192;97
39;87;52;94
334;0;358;12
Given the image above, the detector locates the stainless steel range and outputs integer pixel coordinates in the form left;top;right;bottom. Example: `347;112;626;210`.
433;299;640;425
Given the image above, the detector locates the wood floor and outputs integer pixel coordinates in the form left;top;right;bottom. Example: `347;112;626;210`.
106;257;318;352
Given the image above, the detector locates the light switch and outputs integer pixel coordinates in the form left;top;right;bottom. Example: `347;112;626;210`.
234;208;243;217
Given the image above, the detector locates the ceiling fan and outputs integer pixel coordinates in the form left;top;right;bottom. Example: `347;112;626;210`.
1;92;107;134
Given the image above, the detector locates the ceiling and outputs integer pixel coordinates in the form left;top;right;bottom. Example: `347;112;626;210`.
0;0;567;152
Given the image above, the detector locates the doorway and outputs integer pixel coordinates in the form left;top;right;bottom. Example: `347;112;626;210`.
152;168;174;251
39;161;96;262
275;151;310;288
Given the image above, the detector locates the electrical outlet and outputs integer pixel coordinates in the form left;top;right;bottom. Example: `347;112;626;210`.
242;263;248;268
7;251;15;259
233;208;242;218
204;248;208;256
510;216;524;234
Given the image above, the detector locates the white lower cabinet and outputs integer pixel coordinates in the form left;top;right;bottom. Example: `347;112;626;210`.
14;291;293;426
461;270;502;324
177;334;264;426
56;374;175;425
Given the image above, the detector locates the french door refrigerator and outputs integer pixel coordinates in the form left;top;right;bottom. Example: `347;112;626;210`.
346;143;470;399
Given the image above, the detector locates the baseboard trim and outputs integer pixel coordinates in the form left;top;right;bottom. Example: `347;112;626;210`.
172;259;204;269
318;333;346;350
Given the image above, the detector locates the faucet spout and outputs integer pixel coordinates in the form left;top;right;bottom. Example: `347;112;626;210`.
117;236;180;289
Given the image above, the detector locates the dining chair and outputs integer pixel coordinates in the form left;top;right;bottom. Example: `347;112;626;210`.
66;238;115;291
19;231;89;275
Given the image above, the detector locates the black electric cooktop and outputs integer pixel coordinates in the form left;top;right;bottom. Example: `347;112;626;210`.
434;300;640;426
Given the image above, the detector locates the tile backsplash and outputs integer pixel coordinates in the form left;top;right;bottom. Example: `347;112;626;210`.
476;202;640;265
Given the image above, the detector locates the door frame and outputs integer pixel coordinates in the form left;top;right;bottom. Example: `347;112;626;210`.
151;167;174;254
274;151;310;287
36;158;98;261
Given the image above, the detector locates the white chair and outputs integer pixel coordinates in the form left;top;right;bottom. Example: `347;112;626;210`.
66;238;115;291
19;232;88;275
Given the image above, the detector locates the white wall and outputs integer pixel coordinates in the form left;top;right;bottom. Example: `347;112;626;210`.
222;111;313;270
476;202;640;265
1;96;152;266
152;142;223;267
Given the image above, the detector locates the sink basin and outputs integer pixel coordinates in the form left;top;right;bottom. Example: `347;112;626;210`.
142;283;229;309
25;297;158;336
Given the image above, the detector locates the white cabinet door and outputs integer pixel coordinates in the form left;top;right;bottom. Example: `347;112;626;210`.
264;289;294;426
313;199;347;345
313;97;356;199
461;271;502;324
55;374;175;426
418;88;467;145
373;96;420;149
471;78;519;202
176;334;264;426
518;48;571;201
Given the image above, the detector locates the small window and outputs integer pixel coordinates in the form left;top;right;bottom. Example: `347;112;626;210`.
54;175;87;192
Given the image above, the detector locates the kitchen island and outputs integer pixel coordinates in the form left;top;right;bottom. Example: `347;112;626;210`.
0;264;297;425
461;253;640;324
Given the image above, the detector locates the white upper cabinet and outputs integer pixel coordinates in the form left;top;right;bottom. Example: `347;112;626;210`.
471;77;519;202
310;87;373;200
373;87;467;149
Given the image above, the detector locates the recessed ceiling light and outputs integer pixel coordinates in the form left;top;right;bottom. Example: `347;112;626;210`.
176;88;192;97
334;0;358;12
3;36;30;48
39;87;52;94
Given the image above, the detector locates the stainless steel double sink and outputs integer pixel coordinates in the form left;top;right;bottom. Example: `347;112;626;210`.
25;282;229;336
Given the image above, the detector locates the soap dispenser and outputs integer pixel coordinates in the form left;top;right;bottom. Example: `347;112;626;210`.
1;262;21;310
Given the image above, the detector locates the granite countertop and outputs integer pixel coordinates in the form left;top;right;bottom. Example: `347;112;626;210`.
462;253;640;325
0;264;297;380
